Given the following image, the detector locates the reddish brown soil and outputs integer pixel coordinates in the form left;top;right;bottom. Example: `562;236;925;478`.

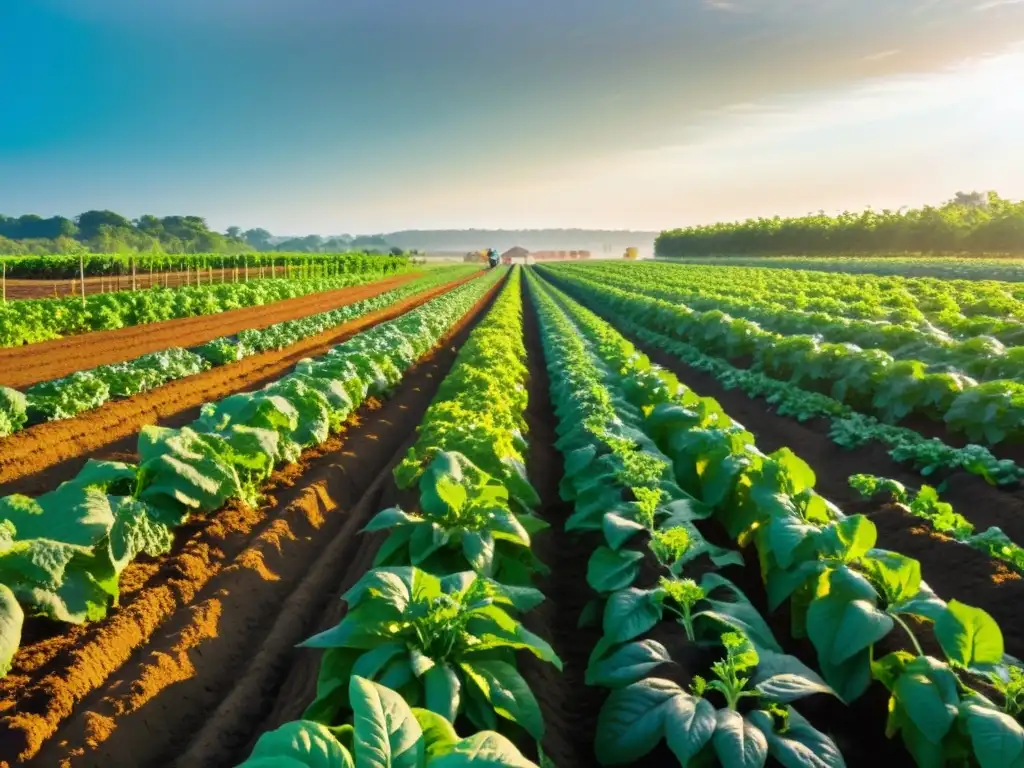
2;267;291;301
0;272;415;388
0;272;483;496
0;275;505;767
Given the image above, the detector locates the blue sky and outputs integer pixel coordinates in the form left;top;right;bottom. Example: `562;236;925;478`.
1;0;1022;233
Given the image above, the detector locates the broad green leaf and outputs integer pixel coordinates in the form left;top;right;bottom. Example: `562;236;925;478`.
664;692;717;765
712;709;768;768
859;551;921;606
961;699;1024;768
768;515;818;570
350;675;425;768
363;507;419;533
602;512;646;550
595;678;683;764
238;719;353;768
602;588;662;645
462;532;495;576
585;639;673;688
411;708;458;760
587;547;643;593
894;672;957;745
0;539;111;623
747;708;846;768
752;649;836;702
806;594;893;666
429;732;537;767
424;663;461;722
0;584;23;677
818;516;876;563
352;642;406;680
935;600;1004;668
460;659;544;739
0;485;114;547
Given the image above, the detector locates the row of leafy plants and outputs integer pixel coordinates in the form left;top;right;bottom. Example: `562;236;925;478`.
0;255;411;348
665;255;1024;283
0;251;404;280
0;269;504;684
587;262;1024;380
636;260;1024;335
541;264;1024;448
528;270;1024;768
849;474;1024;574
0;267;479;437
538;264;1024;486
235;267;555;767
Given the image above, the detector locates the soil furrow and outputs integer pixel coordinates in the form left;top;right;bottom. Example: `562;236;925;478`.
0;273;504;768
518;276;601;766
0;272;482;496
0;273;415;388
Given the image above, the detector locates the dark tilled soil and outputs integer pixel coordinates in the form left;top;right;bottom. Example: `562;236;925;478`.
518;276;604;766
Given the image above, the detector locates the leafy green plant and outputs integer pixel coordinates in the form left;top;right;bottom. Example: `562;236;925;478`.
594;632;843;767
368;452;546;584
237;675;537;768
299;567;560;740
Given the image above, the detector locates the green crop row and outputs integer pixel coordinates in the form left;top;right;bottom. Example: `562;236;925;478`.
0;255;410;348
527;269;1024;768
0;269;503;686
235;267;552;767
0;267;479;438
542;264;1024;449
580;262;1024;382
663;255;1024;284
537;267;1022;487
848;475;1024;574
0;251;406;280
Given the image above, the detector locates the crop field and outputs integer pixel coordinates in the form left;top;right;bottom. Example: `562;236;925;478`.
0;259;1023;768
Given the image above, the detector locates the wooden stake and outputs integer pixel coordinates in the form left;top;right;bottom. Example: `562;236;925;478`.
79;251;86;306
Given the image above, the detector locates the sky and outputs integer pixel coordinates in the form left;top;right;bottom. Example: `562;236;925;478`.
1;0;1023;234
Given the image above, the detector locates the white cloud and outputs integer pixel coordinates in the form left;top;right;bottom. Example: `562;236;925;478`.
975;0;1024;10
862;49;902;61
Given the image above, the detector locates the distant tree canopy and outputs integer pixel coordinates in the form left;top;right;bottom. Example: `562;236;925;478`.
0;210;249;255
655;191;1024;257
0;211;391;255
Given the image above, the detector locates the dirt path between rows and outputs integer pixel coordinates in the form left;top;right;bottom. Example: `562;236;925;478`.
0;272;482;496
0;272;415;389
1;275;505;768
518;276;602;766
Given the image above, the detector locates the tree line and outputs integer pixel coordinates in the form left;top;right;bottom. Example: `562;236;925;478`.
654;192;1024;258
0;211;400;255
